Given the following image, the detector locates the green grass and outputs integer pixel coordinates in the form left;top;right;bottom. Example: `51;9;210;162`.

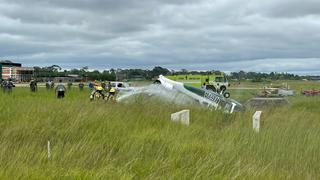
230;80;320;90
0;82;320;179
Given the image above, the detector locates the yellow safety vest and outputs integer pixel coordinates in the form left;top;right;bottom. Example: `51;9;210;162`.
109;88;116;93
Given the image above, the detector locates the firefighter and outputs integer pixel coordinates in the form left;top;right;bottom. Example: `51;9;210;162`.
107;86;117;101
90;81;106;101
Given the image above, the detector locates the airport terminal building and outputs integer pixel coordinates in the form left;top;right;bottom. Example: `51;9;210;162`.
0;61;34;82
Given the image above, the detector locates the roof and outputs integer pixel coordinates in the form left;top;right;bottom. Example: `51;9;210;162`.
310;76;320;80
67;74;80;77
0;61;22;67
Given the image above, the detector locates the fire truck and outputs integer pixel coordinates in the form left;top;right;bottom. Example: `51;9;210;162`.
166;72;230;92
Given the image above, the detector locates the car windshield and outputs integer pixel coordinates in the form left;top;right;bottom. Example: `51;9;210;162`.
215;77;226;82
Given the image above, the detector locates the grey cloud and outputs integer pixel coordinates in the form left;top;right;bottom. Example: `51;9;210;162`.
249;0;320;18
0;0;319;74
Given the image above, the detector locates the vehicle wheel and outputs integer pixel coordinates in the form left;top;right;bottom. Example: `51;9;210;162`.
220;86;227;92
223;92;230;98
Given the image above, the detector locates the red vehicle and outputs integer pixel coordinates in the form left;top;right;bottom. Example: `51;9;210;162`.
301;89;320;96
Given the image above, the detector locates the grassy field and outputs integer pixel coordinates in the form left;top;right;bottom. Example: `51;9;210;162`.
0;81;319;179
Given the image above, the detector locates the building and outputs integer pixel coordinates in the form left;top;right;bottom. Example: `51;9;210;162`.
53;74;83;82
310;76;320;81
0;61;34;82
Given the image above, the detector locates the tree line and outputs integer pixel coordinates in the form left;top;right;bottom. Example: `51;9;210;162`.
228;71;302;82
33;65;305;82
33;65;116;81
33;66;173;81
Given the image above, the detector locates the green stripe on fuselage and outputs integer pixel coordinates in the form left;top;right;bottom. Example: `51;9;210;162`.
183;84;205;97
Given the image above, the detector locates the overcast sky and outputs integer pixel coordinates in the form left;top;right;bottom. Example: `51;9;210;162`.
0;0;319;74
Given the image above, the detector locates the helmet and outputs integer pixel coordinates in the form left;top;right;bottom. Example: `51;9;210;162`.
96;86;103;91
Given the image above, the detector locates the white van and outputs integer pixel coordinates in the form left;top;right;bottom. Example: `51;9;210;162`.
110;81;133;92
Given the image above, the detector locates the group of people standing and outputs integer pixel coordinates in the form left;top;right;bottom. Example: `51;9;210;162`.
30;79;66;99
0;79;15;93
29;79;73;99
2;79;118;101
51;80;118;101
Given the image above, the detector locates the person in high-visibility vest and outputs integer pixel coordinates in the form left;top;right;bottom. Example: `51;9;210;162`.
90;81;106;100
107;86;117;101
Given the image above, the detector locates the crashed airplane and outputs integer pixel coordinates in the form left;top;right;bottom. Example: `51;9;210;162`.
156;75;243;113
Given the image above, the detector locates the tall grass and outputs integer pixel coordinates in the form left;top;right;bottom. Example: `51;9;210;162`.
0;85;320;179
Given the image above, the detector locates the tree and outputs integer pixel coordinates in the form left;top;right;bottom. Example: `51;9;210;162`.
238;70;246;80
0;60;13;63
81;66;89;72
48;65;62;72
150;66;170;78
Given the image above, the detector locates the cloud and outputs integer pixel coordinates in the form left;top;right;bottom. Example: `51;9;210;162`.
0;0;319;74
